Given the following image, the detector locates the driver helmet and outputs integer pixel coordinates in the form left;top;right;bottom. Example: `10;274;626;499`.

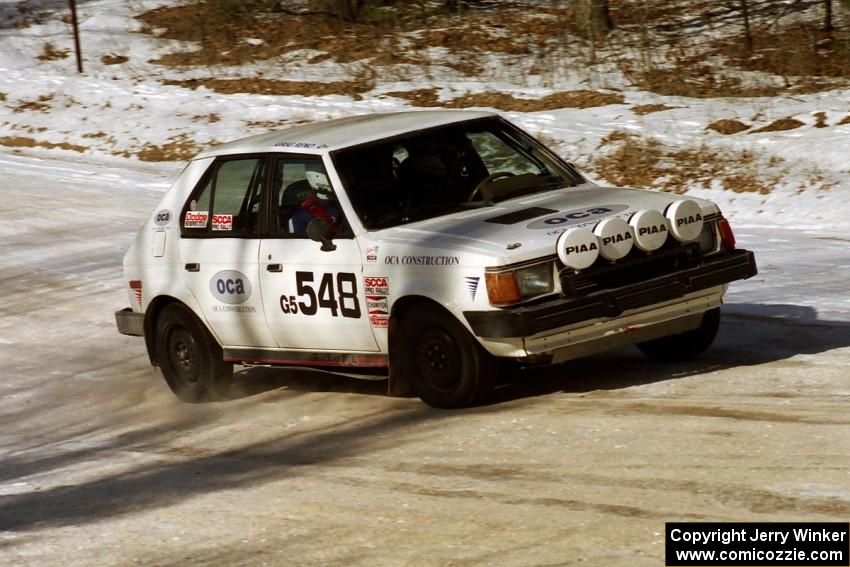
305;162;332;196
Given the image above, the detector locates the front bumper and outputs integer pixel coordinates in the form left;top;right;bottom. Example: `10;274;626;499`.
115;307;144;337
464;248;757;339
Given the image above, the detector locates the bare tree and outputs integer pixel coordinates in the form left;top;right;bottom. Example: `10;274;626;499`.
570;0;613;39
307;0;361;20
726;0;753;52
824;0;833;32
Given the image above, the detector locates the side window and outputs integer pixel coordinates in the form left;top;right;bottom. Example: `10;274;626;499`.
182;157;265;236
467;131;541;177
270;156;348;237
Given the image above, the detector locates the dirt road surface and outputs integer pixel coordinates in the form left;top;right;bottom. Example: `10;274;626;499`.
1;152;848;566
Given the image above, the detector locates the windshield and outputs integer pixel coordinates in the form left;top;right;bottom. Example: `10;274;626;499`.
332;117;582;229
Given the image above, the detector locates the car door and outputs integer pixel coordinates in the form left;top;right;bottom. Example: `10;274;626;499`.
178;155;276;348
259;154;379;353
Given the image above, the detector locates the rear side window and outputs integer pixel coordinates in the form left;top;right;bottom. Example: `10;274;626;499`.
182;157;266;236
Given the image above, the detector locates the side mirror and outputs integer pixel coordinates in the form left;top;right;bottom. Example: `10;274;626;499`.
307;218;337;252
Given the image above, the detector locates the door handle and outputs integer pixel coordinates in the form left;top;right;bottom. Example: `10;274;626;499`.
185;263;200;272
267;264;283;273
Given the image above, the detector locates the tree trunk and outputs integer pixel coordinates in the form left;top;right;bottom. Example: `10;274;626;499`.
308;0;359;20
570;0;613;39
824;0;833;32
740;0;752;52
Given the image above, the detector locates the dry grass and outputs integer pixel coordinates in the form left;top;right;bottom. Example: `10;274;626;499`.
596;130;633;147
137;3;560;74
751;117;805;133
721;173;769;194
590;131;778;194
631;103;679;115
191;113;220;123
243;117;313;129
0;136;86;153
101;54;129;65
624;63;784;98
720;26;850;83
838;114;850;126
813;111;828;128
164;78;375;99
615;1;850;97
36;43;69;61
706;119;750;134
137;0;850;99
135;135;201;162
386;88;624;111
12;94;53;113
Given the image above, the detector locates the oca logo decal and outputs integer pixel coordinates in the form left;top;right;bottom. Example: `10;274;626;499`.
526;204;629;230
209;270;252;305
154;209;171;226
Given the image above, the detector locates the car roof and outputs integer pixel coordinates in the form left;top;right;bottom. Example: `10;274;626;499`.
195;110;498;158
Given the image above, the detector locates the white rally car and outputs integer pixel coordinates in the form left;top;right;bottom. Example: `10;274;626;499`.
116;110;757;408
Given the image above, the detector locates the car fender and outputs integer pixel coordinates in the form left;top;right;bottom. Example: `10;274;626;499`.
142;288;210;366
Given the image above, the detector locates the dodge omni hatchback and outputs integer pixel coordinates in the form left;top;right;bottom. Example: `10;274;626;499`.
116;110;757;408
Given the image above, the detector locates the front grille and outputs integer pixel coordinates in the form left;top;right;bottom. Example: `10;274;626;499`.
559;242;704;298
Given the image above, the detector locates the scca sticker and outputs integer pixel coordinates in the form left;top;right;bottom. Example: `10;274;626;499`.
154;209;171;226
210;270;252;305
526;205;629;230
365;245;378;263
364;276;389;295
185;211;209;229
212;214;233;231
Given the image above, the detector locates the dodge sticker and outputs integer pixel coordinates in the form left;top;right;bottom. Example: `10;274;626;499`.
184;211;209;229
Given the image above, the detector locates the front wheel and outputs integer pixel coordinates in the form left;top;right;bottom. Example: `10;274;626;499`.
636;308;721;361
154;304;233;402
399;305;497;409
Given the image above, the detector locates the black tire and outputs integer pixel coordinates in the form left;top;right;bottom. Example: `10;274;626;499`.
154;303;233;403
399;304;497;409
636;308;721;361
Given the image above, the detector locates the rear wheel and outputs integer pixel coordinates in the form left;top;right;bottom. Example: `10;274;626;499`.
399;304;497;408
636;308;721;361
155;304;233;402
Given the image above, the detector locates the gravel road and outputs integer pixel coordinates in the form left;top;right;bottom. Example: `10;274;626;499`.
1;152;848;566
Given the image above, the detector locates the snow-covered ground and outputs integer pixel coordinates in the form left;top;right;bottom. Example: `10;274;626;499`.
1;1;849;565
0;150;848;566
1;0;849;230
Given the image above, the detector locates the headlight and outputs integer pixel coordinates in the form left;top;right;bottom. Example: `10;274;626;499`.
486;262;554;306
515;263;554;297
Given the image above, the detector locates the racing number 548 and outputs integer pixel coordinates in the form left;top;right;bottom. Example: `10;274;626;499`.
280;272;361;319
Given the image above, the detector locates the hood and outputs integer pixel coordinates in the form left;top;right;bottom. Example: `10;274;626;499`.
379;184;719;265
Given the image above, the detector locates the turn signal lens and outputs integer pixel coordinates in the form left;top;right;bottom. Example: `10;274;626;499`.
717;218;736;250
485;271;522;306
